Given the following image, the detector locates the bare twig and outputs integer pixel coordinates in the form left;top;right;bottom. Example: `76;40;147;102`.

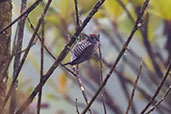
37;19;45;114
9;0;27;113
27;17;57;61
74;65;93;114
98;44;107;114
145;85;171;114
81;0;150;113
125;60;143;114
15;0;105;113
0;0;52;112
0;0;43;34
140;60;171;114
75;98;80;114
74;0;80;30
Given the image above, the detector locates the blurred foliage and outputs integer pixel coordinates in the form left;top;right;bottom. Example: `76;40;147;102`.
151;0;171;20
57;72;68;95
10;0;171;113
104;0;128;20
129;0;144;6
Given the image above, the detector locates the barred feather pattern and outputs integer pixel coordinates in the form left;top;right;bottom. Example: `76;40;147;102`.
63;33;100;65
71;39;92;62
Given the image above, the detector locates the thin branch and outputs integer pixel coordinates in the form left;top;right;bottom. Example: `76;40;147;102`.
125;60;143;114
0;0;43;34
37;19;45;114
0;0;52;112
140;60;171;114
10;0;28;113
15;0;105;113
74;0;80;30
81;0;150;113
75;98;80;114
145;85;171;114
74;65;93;114
98;44;107;114
27;17;57;61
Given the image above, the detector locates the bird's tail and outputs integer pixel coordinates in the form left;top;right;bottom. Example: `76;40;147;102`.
62;62;71;66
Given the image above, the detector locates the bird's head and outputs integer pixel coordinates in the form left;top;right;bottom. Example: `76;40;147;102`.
88;33;100;43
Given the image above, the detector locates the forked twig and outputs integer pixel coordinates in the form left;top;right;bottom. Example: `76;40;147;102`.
145;85;171;114
140;60;171;114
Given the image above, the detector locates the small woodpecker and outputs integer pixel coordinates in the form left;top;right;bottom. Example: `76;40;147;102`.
64;33;100;65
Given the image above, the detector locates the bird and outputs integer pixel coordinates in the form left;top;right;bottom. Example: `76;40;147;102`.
64;33;100;65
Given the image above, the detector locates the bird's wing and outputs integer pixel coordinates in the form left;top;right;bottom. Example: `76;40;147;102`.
71;40;91;61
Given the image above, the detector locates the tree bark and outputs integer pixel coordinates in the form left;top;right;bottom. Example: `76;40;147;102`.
0;0;12;113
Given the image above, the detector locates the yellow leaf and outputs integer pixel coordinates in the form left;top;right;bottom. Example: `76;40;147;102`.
144;55;154;72
57;72;67;94
151;0;171;20
60;0;74;19
104;0;127;20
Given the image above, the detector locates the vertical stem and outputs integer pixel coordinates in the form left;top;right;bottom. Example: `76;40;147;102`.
125;60;142;114
98;44;107;114
74;66;93;114
10;0;27;113
37;19;45;114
